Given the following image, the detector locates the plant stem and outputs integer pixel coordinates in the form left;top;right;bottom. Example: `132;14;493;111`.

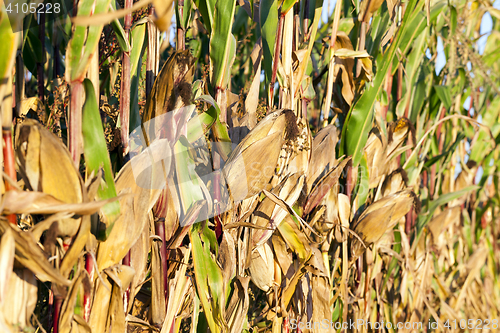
3;73;16;224
396;64;403;102
2;129;17;224
293;4;300;52
323;0;342;122
381;63;393;120
146;6;158;97
84;253;93;321
155;218;169;304
356;21;367;77
122;251;131;312
303;0;310;42
15;50;25;117
269;14;284;108
120;0;133;158
37;12;45;104
176;0;185;51
53;294;62;333
215;87;227;123
69;82;83;166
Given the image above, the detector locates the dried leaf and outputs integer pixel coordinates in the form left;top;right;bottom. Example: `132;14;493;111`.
59;270;91;333
15;119;84;237
225;276;250;333
351;189;417;258
0;223;70;286
224;110;298;201
142;51;195;123
0;229;14;303
0;268;37;329
248;240;275;292
1;190;122;216
304;158;350;215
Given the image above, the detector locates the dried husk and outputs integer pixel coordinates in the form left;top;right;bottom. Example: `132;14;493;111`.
223;109;299;201
306;125;338;193
15;119;84;238
351;189;418;259
248;240;275;292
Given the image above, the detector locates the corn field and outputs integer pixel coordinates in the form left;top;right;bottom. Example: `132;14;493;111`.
0;0;500;330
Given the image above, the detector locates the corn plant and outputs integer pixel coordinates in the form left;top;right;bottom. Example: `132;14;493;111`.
0;0;500;331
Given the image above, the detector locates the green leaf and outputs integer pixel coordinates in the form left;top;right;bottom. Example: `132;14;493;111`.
186;106;218;142
195;95;232;159
434;85;452;109
0;8;17;106
450;5;457;35
424;133;465;168
341;0;420;167
81;79;120;231
428;186;479;213
353;154;370;211
22;29;42;75
281;0;299;14
416;185;480;237
334;49;371;58
110;19;131;52
194;0;216;33
66;0;113;82
25;29;43;63
190;222;226;333
209;0;237;90
430;1;446;24
260;0;278;85
129;21;147;134
277;217;310;262
175;0;193;29
390;9;427;75
174;136;205;215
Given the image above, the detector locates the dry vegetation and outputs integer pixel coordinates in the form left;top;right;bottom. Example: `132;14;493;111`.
1;0;500;331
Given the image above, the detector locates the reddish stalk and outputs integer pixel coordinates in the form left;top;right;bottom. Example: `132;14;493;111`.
396;64;403;102
120;0;132;310
122;251;131;312
381;64;393;120
3;69;16;225
120;0;133;157
52;295;63;333
155;220;168;302
2;129;17;224
269;14;284;107
153;187;170;306
302;99;308;120
83;253;94;321
72;0;78;16
345;162;353;201
430;108;446;198
176;0;185;51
